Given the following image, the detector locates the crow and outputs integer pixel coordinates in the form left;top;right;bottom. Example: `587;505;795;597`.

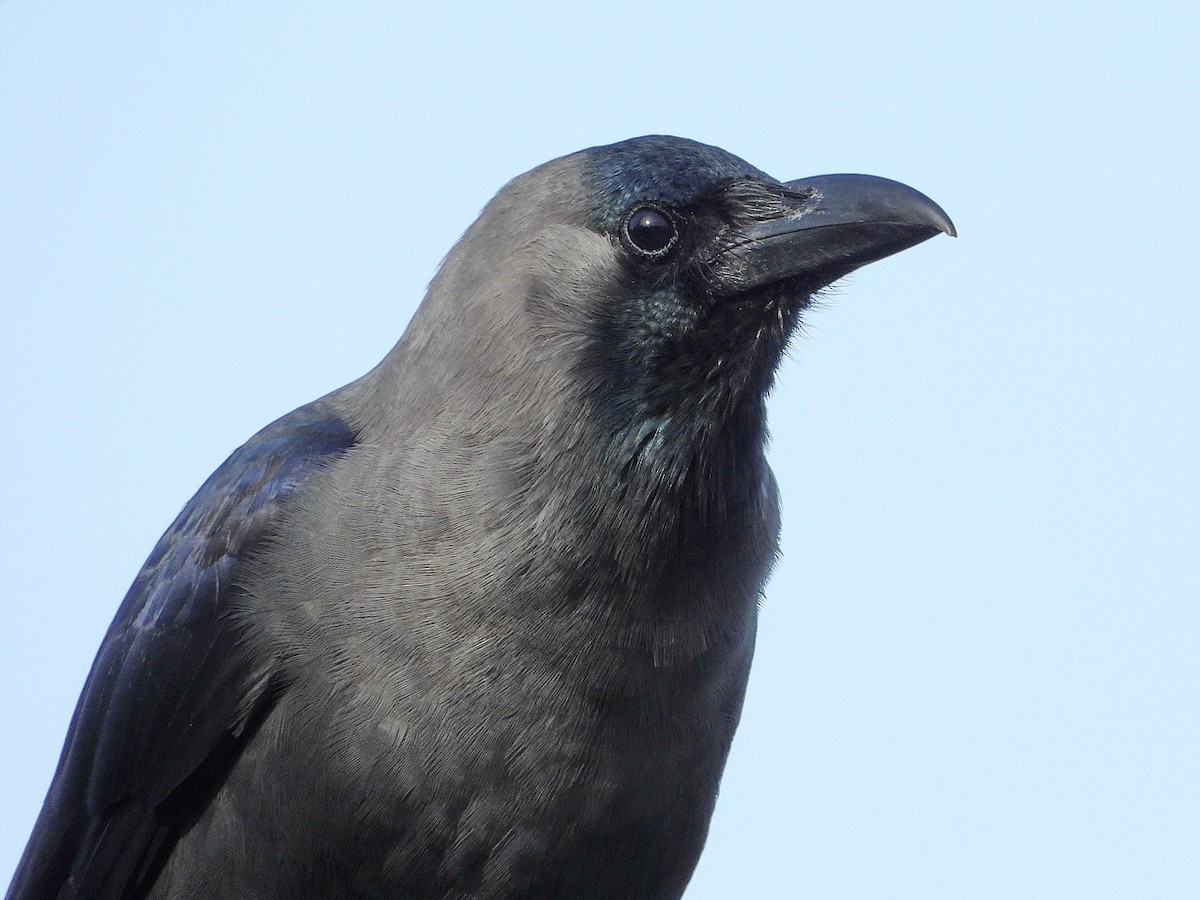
8;135;953;900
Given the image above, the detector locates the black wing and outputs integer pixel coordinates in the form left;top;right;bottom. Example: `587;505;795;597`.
7;403;357;900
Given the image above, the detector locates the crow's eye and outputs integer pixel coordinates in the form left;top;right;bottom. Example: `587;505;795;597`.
624;206;677;257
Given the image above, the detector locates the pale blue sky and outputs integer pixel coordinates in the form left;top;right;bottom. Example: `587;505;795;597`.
2;3;1197;897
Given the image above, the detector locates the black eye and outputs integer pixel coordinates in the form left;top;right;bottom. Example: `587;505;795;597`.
624;206;677;257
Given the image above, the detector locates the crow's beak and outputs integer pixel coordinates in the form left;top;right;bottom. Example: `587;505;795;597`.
718;174;954;294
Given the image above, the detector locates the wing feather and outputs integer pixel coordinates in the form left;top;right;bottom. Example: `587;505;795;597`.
6;404;356;900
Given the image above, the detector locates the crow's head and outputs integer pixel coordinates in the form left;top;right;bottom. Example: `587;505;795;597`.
386;135;952;486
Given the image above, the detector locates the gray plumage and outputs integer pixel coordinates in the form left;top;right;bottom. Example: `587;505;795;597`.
8;136;953;900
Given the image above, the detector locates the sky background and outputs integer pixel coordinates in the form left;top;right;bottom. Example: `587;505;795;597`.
1;2;1196;897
